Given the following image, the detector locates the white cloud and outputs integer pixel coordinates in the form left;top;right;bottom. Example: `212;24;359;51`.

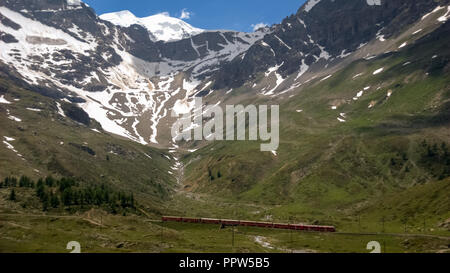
251;22;268;32
180;9;191;20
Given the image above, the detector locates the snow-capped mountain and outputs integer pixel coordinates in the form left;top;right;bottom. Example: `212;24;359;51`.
0;0;266;147
100;10;204;42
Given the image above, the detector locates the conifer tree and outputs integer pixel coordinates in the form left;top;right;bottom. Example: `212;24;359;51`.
9;189;16;201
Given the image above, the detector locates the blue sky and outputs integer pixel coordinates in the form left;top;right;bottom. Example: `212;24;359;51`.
83;0;307;32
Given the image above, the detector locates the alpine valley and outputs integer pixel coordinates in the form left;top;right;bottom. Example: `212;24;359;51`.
0;0;449;253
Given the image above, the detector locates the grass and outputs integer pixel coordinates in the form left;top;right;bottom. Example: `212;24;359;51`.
1;209;448;253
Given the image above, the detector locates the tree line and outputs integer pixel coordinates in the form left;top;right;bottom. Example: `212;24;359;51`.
419;140;450;180
1;175;137;214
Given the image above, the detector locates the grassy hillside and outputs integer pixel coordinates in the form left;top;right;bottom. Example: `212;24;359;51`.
179;22;450;232
0;77;175;210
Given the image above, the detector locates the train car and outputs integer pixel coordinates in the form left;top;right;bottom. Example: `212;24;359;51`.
305;225;315;231
181;217;201;223
239;221;258;227
308;225;320;232
294;224;336;232
316;226;326;232
325;226;336;232
162;216;182;222
273;223;290;229
291;224;306;231
221;219;240;226
201;218;221;225
299;225;308;231
256;222;274;228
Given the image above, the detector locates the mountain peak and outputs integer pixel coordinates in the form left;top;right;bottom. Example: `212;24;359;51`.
99;10;204;42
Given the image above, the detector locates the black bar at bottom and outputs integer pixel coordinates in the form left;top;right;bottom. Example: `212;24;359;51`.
0;253;447;272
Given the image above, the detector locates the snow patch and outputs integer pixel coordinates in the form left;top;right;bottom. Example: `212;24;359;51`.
339;50;352;58
366;0;381;6
67;0;82;6
320;75;332;82
317;45;330;60
377;35;385;42
0;95;11;104
353;73;364;79
8;115;21;122
3;136;24;160
295;59;309;80
26;108;41;112
422;6;445;21
4;136;15;142
183;78;200;95
438;6;450;22
56;102;66;117
274;35;292;50
3;140;15;150
261;41;276;56
373;68;384;75
304;0;321;12
172;99;195;116
365;55;377;60
263;63;286;95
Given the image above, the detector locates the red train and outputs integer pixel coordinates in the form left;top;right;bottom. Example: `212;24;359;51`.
162;216;336;232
